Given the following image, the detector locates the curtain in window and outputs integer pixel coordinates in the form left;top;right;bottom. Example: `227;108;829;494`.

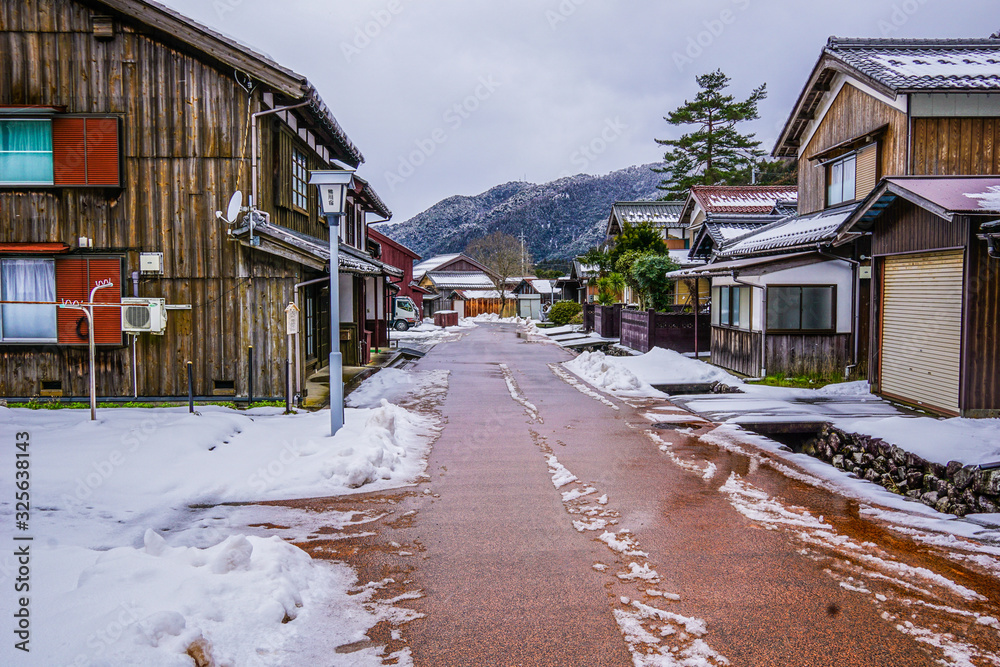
0;120;54;184
1;259;57;340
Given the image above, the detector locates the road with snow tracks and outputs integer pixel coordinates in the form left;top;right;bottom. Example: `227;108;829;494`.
280;323;1000;666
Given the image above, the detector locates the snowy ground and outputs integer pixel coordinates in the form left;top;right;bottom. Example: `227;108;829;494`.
1;368;446;666
558;345;1000;560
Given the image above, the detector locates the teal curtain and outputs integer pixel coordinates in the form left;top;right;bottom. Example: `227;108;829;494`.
0;120;54;184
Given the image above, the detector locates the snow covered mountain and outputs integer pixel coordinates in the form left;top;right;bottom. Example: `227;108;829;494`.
375;164;664;263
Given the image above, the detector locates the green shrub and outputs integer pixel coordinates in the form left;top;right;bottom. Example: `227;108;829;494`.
569;312;583;325
549;300;582;326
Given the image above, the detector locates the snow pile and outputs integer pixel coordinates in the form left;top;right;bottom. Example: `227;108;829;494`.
832;416;1000;467
565;348;742;397
816;380;875;397
347;368;448;409
564;351;643;392
0;394;443;664
34;532;368;666
615;347;741;387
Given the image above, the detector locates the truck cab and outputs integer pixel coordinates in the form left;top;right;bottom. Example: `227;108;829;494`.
391;296;419;331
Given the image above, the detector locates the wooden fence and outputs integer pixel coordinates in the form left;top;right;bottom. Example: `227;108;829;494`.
584;304;710;355
620;308;711;355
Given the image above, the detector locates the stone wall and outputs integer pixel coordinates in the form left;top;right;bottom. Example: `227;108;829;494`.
803;426;1000;517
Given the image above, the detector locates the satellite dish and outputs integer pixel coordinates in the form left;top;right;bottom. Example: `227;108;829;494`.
225;191;243;224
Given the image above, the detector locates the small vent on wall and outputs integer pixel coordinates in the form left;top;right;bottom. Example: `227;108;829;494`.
213;380;236;397
92;14;114;40
40;380;63;397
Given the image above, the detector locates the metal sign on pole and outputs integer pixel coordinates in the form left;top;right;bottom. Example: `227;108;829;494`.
309;169;356;436
284;302;299;413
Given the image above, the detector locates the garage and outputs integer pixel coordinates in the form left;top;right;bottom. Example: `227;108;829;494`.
880;250;964;414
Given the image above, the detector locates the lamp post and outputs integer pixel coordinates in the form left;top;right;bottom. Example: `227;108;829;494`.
309;169;356;435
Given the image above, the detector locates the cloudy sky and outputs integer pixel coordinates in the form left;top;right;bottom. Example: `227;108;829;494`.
159;0;995;222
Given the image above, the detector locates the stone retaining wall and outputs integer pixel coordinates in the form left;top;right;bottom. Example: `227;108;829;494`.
803;425;1000;517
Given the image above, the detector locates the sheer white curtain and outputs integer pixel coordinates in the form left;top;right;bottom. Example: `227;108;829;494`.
1;259;57;340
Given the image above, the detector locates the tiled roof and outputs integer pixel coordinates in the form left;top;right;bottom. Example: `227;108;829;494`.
690;186;799;214
425;271;496;290
719;203;858;257
826;37;1000;91
611;201;684;225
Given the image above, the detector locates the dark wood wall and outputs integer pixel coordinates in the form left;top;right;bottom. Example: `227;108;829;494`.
961;218;1000;416
765;334;851;378
871;200;968;256
711;327;762;377
799;83;907;215
912;117;1000;176
0;0;337;398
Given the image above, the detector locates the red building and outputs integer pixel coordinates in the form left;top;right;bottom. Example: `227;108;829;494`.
368;227;427;318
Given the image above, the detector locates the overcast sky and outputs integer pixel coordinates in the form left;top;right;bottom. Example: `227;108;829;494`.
159;0;996;222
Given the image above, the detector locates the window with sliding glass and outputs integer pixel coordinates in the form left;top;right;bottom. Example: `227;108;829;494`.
766;285;835;332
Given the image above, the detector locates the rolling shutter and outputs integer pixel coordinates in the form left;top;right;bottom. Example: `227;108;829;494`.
52;117;120;186
880;250;963;414
855;144;878;200
55;257;123;345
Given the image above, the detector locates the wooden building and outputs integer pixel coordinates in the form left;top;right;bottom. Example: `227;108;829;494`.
367;226;426;319
675;37;1000;384
0;0;395;400
834;176;1000;417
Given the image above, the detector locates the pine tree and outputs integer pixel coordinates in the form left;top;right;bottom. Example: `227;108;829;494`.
653;70;767;200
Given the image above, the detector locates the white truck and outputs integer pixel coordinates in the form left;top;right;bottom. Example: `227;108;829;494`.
391;295;419;331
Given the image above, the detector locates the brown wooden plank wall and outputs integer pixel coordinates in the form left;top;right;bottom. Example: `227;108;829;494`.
871;200;968;256
799;83;907;215
961;219;1000;416
0;0;324;398
710;327;761;377
765;334;851;378
912;118;1000;176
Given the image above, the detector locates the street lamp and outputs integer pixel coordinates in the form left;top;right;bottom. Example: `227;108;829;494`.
310;168;356;435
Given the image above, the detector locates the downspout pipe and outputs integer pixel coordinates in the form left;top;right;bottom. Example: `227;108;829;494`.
816;244;861;380
293;275;333;401
730;271;766;379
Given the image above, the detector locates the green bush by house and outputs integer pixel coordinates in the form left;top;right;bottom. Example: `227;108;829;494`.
549;300;582;326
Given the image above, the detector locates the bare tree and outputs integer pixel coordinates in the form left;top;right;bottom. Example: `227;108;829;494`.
465;231;531;316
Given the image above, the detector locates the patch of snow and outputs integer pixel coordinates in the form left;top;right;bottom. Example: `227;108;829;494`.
546;454;578;489
832;416;1000;467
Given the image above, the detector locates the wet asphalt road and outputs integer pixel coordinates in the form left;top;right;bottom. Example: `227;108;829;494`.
297;323;1000;666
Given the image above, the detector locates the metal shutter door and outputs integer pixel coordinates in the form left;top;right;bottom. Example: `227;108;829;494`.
880;250;964;414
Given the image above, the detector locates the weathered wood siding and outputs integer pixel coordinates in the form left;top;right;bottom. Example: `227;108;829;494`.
961;218;1000;416
0;0;335;398
711;327;761;377
765;334;851;378
912;117;1000;176
799;83;907;215
871;199;969;256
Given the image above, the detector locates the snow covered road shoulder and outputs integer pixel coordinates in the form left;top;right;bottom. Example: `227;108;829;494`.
0;366;447;665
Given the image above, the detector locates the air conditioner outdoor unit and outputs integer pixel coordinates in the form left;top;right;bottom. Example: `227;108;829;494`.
121;298;167;335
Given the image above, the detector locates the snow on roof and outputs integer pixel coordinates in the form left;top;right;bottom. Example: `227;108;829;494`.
691;186;799;214
720;204;857;257
455;289;515;300
612;201;685;226
529;279;558;294
414;253;462;274
827;38;1000;91
425;271;495;290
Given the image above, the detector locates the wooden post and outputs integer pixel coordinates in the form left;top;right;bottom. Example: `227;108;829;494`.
247;345;254;407
187;361;194;413
647;308;656;353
